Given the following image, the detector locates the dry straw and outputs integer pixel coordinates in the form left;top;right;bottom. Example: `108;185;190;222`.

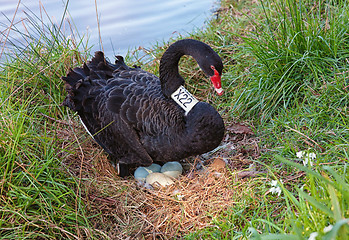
56;118;258;239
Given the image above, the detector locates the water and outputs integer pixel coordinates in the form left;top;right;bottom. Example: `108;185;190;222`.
0;0;218;58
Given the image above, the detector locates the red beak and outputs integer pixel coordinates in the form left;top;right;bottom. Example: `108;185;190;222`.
210;66;223;96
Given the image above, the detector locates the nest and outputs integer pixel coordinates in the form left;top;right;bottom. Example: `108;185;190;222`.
55;120;260;239
82;157;246;239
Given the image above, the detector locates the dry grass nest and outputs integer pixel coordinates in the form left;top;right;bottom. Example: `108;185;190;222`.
55;119;262;239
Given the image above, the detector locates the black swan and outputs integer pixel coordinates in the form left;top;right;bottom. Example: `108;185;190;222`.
62;39;225;176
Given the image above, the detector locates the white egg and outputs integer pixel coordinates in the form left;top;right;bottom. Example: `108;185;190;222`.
134;163;162;181
162;170;181;179
161;162;183;174
146;172;174;187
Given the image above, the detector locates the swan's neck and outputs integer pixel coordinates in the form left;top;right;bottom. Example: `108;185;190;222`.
159;39;223;99
159;48;184;98
159;39;206;98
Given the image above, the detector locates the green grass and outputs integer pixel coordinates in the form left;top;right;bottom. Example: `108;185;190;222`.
0;0;348;239
183;0;349;239
0;4;102;239
236;0;349;121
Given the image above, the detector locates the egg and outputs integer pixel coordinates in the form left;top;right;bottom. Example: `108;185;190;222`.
134;163;161;181
161;161;183;173
161;161;183;179
146;172;174;187
146;163;162;173
162;170;181;179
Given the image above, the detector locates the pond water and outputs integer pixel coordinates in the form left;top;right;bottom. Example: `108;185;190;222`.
1;0;218;58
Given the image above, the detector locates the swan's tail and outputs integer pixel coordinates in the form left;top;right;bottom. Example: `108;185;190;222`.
61;51;131;110
62;51;130;86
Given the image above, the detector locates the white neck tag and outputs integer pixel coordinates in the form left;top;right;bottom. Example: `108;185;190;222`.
171;85;199;115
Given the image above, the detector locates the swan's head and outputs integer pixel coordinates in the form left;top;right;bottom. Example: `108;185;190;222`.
159;39;224;97
196;46;224;96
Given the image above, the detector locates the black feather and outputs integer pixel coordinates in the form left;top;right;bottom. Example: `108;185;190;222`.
62;39;225;176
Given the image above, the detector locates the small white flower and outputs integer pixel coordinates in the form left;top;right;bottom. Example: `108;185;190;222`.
269;180;283;196
269;186;282;196
308;152;316;160
173;189;184;200
308;232;318;240
271;180;278;186
296;151;305;158
323;224;333;233
176;194;184;200
297;151;316;166
304;152;316;166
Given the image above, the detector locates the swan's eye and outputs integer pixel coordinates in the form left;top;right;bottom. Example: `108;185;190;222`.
210;65;220;77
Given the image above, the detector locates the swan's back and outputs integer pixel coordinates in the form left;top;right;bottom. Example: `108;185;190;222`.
63;52;187;169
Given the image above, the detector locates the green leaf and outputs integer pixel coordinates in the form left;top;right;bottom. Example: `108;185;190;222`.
328;184;342;222
261;234;298;240
323;219;349;240
323;166;349;200
298;190;334;218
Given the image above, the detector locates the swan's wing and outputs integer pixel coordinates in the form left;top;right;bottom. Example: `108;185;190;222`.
63;53;155;166
106;68;186;136
70;77;154;166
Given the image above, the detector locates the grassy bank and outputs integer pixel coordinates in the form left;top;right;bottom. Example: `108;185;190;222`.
0;6;99;238
183;0;349;238
0;0;348;239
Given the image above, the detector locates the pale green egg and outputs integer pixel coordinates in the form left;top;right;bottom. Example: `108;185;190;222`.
160;161;183;179
134;163;161;181
147;163;161;172
161;162;183;174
